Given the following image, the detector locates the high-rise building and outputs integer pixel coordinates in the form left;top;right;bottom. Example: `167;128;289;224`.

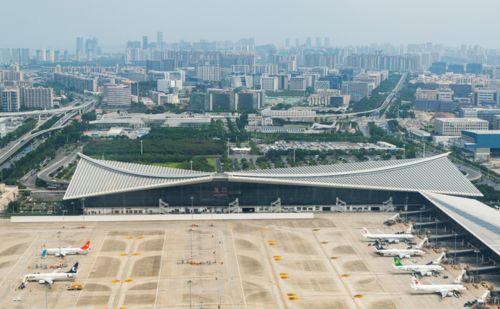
195;65;221;81
142;36;149;49
157;32;164;50
0;88;20;112
260;76;279;91
324;37;331;48
102;84;131;107
189;92;208;112
208;89;234;111
20;87;53;110
53;73;97;92
234;90;262;111
315;37;322;48
76;37;84;54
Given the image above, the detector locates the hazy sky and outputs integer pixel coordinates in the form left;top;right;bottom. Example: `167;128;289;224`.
2;0;500;51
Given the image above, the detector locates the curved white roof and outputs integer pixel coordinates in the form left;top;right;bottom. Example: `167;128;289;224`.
422;192;500;256
63;153;482;200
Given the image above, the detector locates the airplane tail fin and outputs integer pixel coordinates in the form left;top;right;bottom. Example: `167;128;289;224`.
67;262;79;274
416;237;428;250
393;257;403;267
410;276;421;288
41;248;47;258
433;251;446;265
478;290;491;303
453;269;466;284
362;227;370;237
81;241;90;251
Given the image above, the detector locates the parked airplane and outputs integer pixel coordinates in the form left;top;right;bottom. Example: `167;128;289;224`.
410;275;466;298
42;241;90;257
19;262;79;289
392;257;444;276
374;237;427;258
362;225;414;243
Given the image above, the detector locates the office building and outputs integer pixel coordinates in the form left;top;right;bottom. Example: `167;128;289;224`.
459;108;500;129
142;36;149;49
102;84;131;107
234;90;262;111
20;87;53;109
208;89;234;111
308;90;349;107
466;63;483;74
474;89;498;106
434;118;488;136
260;76;279;91
189;92;208;112
288;77;306;91
0;88;20;112
341;81;373;101
146;59;176;72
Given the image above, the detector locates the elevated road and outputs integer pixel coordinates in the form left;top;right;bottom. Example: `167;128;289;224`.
0;98;94;117
0;99;94;167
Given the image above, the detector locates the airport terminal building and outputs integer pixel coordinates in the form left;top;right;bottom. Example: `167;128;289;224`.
64;153;482;213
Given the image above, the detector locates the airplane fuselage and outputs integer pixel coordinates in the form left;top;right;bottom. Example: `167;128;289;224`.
394;264;444;275
25;272;76;284
366;234;414;242
412;284;466;296
45;248;88;256
376;248;424;258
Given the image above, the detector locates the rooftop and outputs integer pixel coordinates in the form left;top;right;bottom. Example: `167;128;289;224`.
64;153;482;200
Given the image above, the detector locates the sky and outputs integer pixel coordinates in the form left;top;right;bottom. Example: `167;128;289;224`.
2;0;500;51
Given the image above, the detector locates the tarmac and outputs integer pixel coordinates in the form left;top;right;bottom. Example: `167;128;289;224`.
0;213;490;308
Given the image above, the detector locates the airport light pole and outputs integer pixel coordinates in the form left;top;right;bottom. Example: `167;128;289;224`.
190;196;194;261
187;279;193;309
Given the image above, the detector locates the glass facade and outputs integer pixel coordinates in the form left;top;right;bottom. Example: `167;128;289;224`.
72;180;425;208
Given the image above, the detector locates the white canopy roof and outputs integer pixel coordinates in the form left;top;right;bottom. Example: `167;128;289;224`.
63;153;482;200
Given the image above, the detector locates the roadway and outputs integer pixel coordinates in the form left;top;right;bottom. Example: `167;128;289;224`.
0;98;95;167
0;97;94;117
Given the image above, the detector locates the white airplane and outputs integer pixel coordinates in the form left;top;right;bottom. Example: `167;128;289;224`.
410;275;466;299
392;257;444;276
476;290;491;306
19;262;79;289
374;237;427;258
42;241;90;257
362;225;414;243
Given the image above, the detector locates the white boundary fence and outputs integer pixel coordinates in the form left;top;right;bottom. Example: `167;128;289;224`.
11;212;314;223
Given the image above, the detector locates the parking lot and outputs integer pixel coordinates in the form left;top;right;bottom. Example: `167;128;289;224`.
0;213;489;308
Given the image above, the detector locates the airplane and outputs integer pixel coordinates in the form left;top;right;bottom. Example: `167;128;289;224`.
374;237;427;258
18;262;79;289
392;257;444;276
476;290;491;306
42;241;90;257
410;275;466;299
362;225;414;243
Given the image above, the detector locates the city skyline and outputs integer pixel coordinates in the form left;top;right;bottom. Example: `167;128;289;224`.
2;0;500;50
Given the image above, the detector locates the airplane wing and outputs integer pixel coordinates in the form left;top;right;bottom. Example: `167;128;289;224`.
40;279;53;285
439;290;449;298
